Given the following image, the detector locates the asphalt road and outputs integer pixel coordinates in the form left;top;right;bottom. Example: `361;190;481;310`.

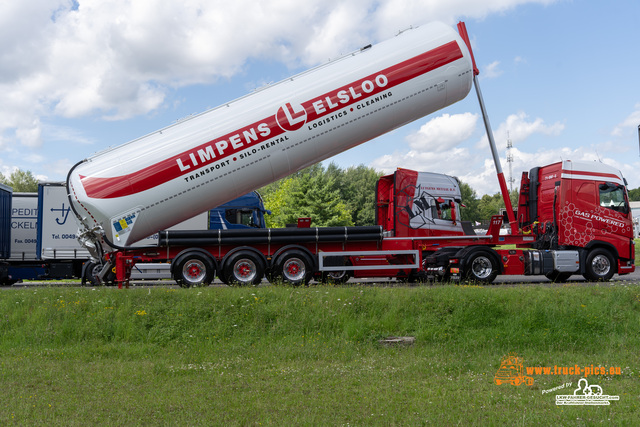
6;268;640;288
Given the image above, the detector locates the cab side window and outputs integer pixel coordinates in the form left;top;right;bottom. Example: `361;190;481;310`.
431;199;454;221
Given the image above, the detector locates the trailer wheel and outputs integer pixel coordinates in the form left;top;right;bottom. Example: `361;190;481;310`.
276;250;313;286
583;248;615;281
82;261;115;286
319;258;352;284
174;253;215;287
224;252;264;286
464;251;498;283
81;261;100;286
320;269;351;284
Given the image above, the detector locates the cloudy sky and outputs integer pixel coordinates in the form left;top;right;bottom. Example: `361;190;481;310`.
1;0;639;196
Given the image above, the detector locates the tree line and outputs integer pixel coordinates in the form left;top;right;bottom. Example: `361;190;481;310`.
0;170;40;192
259;163;381;228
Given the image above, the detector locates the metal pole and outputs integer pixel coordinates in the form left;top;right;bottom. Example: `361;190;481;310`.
457;22;517;234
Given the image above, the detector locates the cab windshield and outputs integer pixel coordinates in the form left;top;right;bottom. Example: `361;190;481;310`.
599;183;629;214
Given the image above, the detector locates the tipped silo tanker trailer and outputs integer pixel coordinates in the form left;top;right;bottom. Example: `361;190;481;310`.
67;21;477;286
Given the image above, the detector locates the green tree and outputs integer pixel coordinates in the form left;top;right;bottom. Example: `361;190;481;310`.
0;169;39;192
261;163;382;228
459;182;480;221
470;189;520;221
628;187;640;201
477;193;504;220
261;165;513;226
259;163;325;202
325;163;381;226
262;166;352;227
509;189;519;212
262;177;296;227
303;171;353;227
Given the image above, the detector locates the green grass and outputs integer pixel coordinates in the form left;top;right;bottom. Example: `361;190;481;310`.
1;283;639;425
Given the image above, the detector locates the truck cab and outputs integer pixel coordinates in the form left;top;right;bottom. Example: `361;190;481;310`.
518;160;634;279
208;191;268;229
377;168;466;238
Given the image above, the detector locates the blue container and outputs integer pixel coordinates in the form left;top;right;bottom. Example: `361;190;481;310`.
0;184;12;259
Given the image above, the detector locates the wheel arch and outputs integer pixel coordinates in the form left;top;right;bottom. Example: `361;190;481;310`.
221;246;268;271
270;245;317;271
579;241;619;272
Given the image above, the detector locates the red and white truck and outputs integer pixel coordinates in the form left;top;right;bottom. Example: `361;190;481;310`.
420;160;634;283
65;21;634;287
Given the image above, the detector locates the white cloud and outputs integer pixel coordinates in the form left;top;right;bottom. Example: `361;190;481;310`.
408;113;479;152
15;119;42;148
370;0;558;38
371;146;474;175
370;110;574;196
0;0;562;156
460;145;628;196
370;113;479;179
43;124;95;146
476;111;565;151
611;103;640;137
483;61;502;79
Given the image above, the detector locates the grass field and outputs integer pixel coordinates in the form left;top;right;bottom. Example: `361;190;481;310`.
1;283;639;425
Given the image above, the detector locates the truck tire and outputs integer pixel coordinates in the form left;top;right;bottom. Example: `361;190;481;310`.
464;251;498;283
82;261;100;286
318;256;351;284
320;269;351;284
82;261;115;286
275;250;313;286
224;251;265;286
173;252;215;288
583;248;615;281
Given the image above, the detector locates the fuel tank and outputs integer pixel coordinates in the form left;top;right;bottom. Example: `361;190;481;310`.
67;21;473;251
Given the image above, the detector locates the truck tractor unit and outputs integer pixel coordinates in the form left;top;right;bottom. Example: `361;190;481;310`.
422;160;634;283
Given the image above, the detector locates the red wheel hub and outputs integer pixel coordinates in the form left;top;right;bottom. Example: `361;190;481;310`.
187;265;202;278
